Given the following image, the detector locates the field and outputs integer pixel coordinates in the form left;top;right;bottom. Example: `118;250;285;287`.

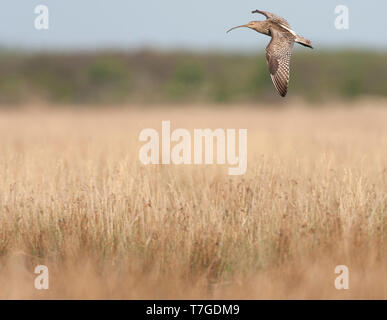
0;101;386;299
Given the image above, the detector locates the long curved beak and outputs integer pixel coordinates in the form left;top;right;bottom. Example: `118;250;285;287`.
226;25;248;33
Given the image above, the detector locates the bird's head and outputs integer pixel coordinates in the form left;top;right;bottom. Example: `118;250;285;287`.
227;21;262;33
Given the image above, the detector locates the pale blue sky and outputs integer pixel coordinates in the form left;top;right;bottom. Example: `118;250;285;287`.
0;1;386;51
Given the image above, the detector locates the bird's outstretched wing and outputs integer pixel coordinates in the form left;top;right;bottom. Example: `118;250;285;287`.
252;9;291;28
265;28;294;97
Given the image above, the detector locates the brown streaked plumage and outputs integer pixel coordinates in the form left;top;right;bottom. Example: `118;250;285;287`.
227;9;313;97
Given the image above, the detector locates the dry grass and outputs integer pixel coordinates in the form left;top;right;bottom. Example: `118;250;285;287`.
0;102;386;299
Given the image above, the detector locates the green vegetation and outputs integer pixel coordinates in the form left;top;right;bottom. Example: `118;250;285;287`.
0;50;386;105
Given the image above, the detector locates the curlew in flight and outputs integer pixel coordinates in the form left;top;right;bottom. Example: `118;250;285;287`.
227;10;313;97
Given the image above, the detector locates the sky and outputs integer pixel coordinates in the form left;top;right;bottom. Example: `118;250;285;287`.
0;1;386;52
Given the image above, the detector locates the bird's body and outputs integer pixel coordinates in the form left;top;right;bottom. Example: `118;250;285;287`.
227;10;313;97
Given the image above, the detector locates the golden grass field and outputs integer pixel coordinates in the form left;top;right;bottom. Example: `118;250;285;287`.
0;101;386;299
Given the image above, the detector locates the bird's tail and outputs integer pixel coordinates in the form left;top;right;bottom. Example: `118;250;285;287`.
295;36;313;49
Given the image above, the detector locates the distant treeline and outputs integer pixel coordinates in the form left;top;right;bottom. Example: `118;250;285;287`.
0;49;386;104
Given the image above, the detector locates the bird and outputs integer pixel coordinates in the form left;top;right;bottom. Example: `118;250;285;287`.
227;9;313;97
